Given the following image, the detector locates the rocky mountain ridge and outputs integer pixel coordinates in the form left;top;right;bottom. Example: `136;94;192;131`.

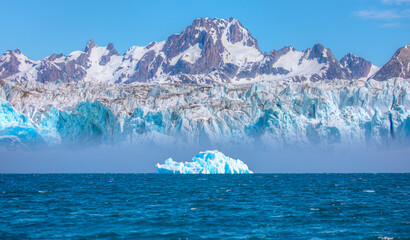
372;45;410;81
2;17;406;84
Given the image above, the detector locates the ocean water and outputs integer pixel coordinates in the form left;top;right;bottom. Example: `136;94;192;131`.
0;174;408;239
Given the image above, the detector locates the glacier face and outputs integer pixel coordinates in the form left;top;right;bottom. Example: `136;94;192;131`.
0;98;46;149
156;150;253;174
0;78;409;149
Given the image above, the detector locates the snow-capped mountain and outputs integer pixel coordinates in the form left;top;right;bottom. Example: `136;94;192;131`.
340;53;379;80
0;17;389;84
0;17;408;149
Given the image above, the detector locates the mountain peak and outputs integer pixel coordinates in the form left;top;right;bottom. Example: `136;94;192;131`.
107;42;115;50
6;49;22;55
188;17;257;46
192;17;238;25
392;44;410;58
308;44;327;61
0;49;27;79
344;52;357;59
372;44;410;80
269;46;296;61
340;53;359;66
85;39;95;53
312;43;325;52
106;42;119;56
156;16;262;78
340;52;373;79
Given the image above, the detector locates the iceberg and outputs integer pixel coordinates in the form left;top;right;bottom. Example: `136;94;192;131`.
156;150;253;174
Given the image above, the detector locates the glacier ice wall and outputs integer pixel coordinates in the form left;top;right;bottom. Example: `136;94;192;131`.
156;150;253;174
0;78;409;148
0;99;45;149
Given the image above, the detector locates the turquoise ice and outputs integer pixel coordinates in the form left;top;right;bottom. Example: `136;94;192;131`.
0;78;409;148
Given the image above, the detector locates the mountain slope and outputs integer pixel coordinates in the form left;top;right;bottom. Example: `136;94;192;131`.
341;53;379;79
371;44;410;81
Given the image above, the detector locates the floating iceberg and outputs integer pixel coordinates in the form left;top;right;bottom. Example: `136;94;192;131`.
156;150;253;174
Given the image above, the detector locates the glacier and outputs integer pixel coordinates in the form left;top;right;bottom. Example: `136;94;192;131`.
0;78;409;149
156;150;253;174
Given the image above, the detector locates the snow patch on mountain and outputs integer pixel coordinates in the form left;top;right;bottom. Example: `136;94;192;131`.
66;51;83;61
368;65;381;78
83;46;122;83
170;43;202;65
273;49;326;79
221;21;263;65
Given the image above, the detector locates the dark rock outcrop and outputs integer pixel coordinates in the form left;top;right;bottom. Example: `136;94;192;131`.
100;42;120;66
0;50;24;79
306;44;348;80
371;44;410;81
340;53;373;79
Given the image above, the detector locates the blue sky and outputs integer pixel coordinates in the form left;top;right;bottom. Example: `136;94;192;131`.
0;0;409;66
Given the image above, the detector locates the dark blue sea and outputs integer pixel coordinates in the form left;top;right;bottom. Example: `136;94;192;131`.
0;174;409;239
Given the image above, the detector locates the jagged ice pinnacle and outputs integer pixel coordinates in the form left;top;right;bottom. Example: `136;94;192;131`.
156;150;253;174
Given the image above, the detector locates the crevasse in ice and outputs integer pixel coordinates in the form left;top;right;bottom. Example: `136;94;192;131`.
156;150;253;174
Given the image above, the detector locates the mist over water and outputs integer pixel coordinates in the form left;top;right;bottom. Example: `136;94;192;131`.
0;143;409;173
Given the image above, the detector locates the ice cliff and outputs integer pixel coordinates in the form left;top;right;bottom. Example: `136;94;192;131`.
156;150;253;174
0;78;409;149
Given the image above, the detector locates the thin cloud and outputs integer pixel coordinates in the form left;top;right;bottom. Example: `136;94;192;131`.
380;22;401;27
354;10;402;19
353;8;410;28
382;0;410;4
